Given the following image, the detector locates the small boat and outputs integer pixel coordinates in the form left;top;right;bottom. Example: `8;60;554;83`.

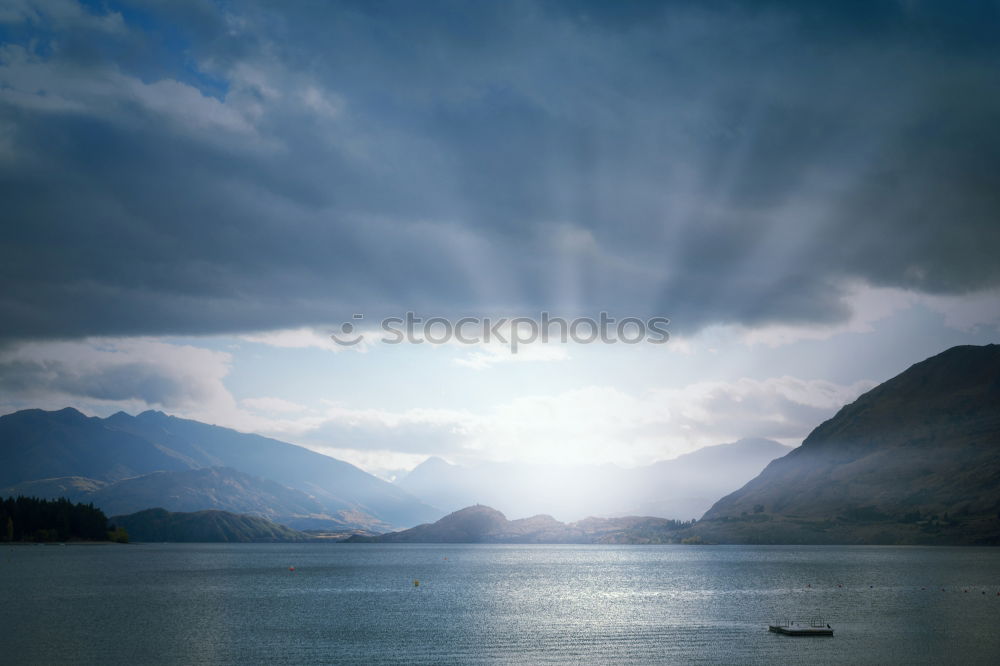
768;619;833;636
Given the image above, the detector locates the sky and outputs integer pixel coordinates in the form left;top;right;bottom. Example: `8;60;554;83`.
1;0;998;479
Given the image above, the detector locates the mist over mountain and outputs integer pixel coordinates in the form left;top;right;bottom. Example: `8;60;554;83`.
0;408;440;530
396;439;791;522
696;344;1000;544
84;467;340;531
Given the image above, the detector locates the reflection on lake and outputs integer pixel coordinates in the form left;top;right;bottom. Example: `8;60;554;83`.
3;543;1000;664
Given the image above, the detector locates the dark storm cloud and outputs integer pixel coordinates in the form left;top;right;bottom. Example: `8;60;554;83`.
0;358;188;404
1;0;999;340
0;338;230;407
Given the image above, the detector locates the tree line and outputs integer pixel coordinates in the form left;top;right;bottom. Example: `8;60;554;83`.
1;496;128;542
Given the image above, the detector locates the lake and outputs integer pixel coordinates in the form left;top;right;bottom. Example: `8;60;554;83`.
3;543;999;664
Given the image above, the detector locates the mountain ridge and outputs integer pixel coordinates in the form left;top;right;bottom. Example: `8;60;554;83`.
694;344;1000;544
347;504;694;544
111;508;311;543
0;408;441;530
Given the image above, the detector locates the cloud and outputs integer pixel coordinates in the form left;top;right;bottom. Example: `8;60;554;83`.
287;375;874;468
0;44;257;137
0;338;234;414
242;327;358;352
298;405;476;453
458;377;874;465
0;334;876;472
735;283;919;347
920;288;1000;332
454;341;571;369
647;376;877;447
240;396;307;414
243;323;572;366
0;0;125;33
0;337;327;436
722;283;1000;348
1;1;998;344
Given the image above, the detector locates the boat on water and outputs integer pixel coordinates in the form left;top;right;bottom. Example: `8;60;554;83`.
768;619;834;636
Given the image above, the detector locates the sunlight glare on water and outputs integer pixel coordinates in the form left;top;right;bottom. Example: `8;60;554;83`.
3;543;1000;664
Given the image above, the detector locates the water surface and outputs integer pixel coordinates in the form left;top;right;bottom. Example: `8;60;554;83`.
3;544;999;664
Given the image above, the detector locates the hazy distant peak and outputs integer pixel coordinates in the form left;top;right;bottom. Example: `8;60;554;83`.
653;438;790;467
398;456;458;485
730;438;790;448
698;437;787;452
416;456;454;470
394;437;792;521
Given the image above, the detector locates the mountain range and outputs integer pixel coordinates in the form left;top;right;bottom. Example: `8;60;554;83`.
111;508;312;543
0;408;440;530
693;344;1000;544
2;344;997;544
395;438;791;521
347;504;692;544
358;344;1000;545
0;407;790;532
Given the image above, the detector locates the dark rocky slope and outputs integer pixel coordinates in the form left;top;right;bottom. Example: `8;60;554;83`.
111;508;311;542
696;344;1000;544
